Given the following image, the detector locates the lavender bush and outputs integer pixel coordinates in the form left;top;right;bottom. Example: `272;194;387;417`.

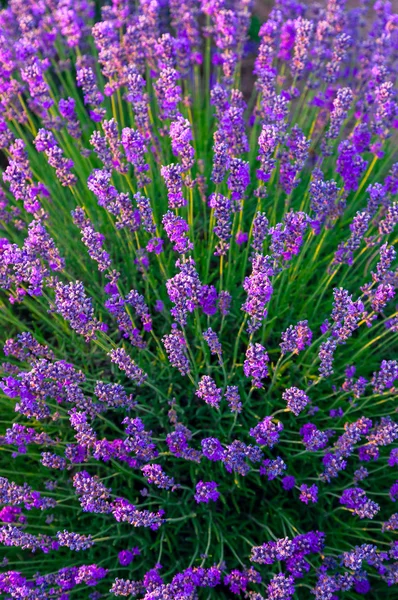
0;0;397;598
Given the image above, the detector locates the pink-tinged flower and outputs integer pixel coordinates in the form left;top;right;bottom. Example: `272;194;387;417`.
299;484;318;504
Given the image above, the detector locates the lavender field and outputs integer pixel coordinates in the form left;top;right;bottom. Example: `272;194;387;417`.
0;0;397;598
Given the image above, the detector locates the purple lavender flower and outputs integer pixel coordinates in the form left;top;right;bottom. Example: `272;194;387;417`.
122;128;151;187
162;211;193;254
270;211;309;264
169;116;194;171
228;158;250;211
123;417;157;463
73;471;112;514
327;88;353;140
236;231;248;246
267;573;295;600
34;129;76;186
72;207;111;271
110;577;143;596
163;325;190;375
203;328;222;360
318;338;338;378
251;212;269;253
282;475;296;491
59;97;81;139
299;484;318;505
257;123;282;185
336;140;367;192
212;130;230;184
166;258;202;325
383;513;398;532
125;289;152;332
208;193;232;256
90;130;113;169
118;547;140;567
41;452;67;470
76;66;105;122
333;211;371;266
309;169;341;233
300;423;329;451
222;440;262;476
389;449;398;467
201;437;225;462
371;361;398;394
244;343;270;388
354;467;369;483
56;530;93;551
260;456;286;480
141;464;178;491
75;564;108;586
196;376;222;409
109;348;147;385
250;417;283;448
194;481;219;503
112;498;165;530
340;488;380;519
135;193;157;235
225;386;242;414
379;202;398;236
53;281;104;341
242;255;274;333
154;68;182;120
218;290;232;316
292;17;313;77
283;387;310;416
161;163;186;209
280;320;312;355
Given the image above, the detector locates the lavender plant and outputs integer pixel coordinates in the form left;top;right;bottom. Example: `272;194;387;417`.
0;0;397;598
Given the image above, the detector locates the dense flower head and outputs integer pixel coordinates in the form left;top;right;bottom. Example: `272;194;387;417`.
109;348;148;385
250;417;283;448
209;192;233;256
280;320;312;355
260;456;286;480
141;464;178;491
34;129;77;186
203;327;223;360
225;385;242;414
283;386;310;416
243;343;270;388
166;257;202;325
201;437;225;462
52;281;104;341
162;211;193;254
242;254;274;333
340;487;380;520
162;324;190;375
0;2;397;599
196;376;222;409
194;480;219;504
71;207;112;272
169;115;195;171
299;484;318;505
